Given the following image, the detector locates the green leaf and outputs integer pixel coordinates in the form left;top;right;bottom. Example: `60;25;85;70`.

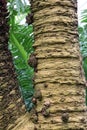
10;33;28;64
8;0;34;111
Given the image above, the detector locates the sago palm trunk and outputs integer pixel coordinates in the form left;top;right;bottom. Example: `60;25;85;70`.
0;1;30;130
31;0;87;129
1;0;87;130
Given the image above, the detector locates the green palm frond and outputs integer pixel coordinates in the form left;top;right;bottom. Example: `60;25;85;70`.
8;0;34;111
10;33;28;64
79;9;87;81
81;9;87;23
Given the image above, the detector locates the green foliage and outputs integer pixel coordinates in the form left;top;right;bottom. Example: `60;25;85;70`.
79;25;87;58
79;9;87;105
8;0;34;111
81;9;87;23
10;33;28;64
79;10;87;80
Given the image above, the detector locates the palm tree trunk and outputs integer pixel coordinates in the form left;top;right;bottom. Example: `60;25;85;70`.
0;1;29;130
31;0;87;129
1;0;87;130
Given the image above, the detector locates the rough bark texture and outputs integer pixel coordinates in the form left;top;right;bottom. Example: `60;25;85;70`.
1;0;87;130
31;0;87;129
0;1;29;130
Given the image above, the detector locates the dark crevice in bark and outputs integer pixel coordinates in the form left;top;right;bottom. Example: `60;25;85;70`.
34;20;78;28
32;1;77;13
34;31;79;38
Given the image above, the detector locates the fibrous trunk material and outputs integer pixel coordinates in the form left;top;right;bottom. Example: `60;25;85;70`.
0;1;26;130
31;0;87;129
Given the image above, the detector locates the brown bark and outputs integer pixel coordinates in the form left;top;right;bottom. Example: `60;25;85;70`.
0;0;87;130
0;1;28;130
31;0;87;129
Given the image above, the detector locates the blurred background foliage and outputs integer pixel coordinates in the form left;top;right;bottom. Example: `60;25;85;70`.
7;0;34;111
78;9;87;105
7;0;87;108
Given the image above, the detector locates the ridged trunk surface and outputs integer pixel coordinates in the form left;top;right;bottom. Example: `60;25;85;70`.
1;0;87;130
31;0;87;129
0;1;28;130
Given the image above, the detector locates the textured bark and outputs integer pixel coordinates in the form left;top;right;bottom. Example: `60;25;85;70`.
0;1;29;130
31;0;87;129
1;0;87;130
